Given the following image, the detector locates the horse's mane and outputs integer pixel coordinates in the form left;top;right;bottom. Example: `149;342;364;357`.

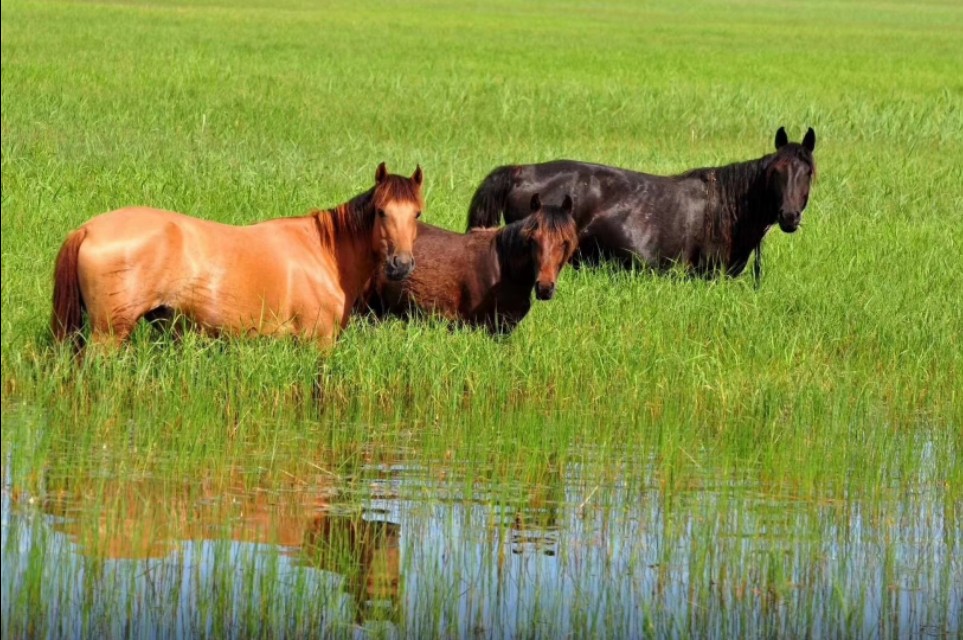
681;159;768;250
313;175;423;248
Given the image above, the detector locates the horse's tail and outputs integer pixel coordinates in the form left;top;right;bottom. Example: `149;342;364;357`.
466;166;514;230
51;227;88;343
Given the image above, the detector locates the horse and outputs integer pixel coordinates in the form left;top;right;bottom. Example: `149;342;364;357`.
51;162;424;348
361;193;578;334
466;127;817;284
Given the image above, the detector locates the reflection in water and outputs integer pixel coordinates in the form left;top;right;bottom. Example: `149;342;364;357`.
37;473;402;627
300;514;401;623
3;453;961;639
4;470;402;638
507;463;562;558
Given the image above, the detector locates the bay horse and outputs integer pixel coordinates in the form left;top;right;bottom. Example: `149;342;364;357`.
466;127;817;284
51;162;424;348
361;193;578;334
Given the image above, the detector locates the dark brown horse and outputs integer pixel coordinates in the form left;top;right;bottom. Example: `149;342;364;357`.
361;194;578;334
52;163;424;348
466;127;816;284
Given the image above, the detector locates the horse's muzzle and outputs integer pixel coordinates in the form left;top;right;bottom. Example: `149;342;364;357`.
778;212;801;233
535;282;556;300
385;253;415;281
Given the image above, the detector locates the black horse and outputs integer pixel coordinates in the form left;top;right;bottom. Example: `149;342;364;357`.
466;127;816;283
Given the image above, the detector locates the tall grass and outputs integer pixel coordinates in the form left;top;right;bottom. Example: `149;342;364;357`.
2;0;961;637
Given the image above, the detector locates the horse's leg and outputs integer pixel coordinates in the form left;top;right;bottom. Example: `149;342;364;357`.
752;242;764;289
88;312;137;348
303;319;338;353
86;297;153;348
294;307;339;351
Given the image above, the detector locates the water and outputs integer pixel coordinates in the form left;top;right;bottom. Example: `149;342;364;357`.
2;448;960;639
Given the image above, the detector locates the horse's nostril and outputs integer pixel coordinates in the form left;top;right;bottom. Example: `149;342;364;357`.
385;255;415;281
536;282;556;300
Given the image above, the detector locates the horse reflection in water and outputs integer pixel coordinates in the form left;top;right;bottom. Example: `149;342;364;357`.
40;473;401;625
501;458;565;559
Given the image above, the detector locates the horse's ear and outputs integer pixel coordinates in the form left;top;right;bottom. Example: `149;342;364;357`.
375;162;388;184
530;193;542;213
561;194;574;215
775;127;789;149
803;128;816;152
411;165;423;186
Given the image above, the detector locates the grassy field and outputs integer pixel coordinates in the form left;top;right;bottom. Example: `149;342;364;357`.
2;0;962;637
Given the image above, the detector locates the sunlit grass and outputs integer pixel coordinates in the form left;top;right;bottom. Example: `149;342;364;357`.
2;0;961;637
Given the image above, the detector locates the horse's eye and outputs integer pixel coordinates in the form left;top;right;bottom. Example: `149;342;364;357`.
377;209;386;218
416;211;422;219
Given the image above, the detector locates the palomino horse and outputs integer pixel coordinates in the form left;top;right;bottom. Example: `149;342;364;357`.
466;127;817;284
51;163;424;347
361;193;578;334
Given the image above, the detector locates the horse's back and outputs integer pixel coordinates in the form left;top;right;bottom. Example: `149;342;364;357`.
501;160;664;226
519;159;664;185
78;207;317;259
76;207;247;282
81;206;241;240
502;161;708;267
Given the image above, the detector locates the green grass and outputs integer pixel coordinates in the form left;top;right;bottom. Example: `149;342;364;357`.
2;0;962;637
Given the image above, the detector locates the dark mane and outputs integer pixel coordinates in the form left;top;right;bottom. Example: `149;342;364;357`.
495;217;530;262
673;154;782;260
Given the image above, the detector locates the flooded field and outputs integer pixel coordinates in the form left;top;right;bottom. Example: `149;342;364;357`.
4;426;959;639
4;0;963;637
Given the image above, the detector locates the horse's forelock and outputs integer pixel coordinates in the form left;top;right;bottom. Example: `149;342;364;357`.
316;175;423;244
500;205;577;257
774;144;815;169
534;206;578;242
373;174;424;210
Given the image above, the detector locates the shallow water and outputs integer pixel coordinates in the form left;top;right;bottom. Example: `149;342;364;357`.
2;445;960;639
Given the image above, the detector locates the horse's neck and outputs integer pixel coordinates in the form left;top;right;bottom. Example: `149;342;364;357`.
313;207;377;309
711;158;777;261
494;228;536;293
714;157;775;219
335;238;378;306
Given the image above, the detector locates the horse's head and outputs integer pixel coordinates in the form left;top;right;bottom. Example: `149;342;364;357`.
372;162;424;281
768;127;816;233
522;193;579;300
